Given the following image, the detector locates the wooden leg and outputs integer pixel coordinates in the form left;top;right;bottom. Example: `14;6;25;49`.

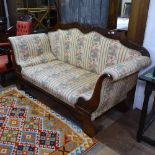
16;83;21;90
81;117;96;137
116;87;136;113
137;83;152;142
6;53;12;69
1;74;6;86
116;100;131;113
71;108;96;137
16;77;22;90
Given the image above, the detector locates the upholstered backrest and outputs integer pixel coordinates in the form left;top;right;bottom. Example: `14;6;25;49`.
48;29;141;74
9;33;56;68
16;21;32;36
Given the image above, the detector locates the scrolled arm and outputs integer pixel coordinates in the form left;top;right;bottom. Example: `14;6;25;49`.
102;56;151;82
75;74;112;114
75;56;151;115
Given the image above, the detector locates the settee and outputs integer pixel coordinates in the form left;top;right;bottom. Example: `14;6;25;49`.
9;24;151;137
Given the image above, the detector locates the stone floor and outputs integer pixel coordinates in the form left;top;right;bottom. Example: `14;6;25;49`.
96;109;155;155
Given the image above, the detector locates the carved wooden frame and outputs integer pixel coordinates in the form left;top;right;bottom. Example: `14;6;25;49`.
11;23;150;137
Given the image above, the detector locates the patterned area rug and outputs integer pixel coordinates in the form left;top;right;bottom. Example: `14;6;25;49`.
0;87;98;155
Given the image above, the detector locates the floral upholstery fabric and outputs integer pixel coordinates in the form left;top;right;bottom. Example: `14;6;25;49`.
91;56;151;120
91;73;138;121
9;30;151;121
48;29;141;74
9;33;56;68
102;56;151;81
48;29;85;67
21;60;98;106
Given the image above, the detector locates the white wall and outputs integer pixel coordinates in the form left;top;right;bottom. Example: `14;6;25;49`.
133;0;155;112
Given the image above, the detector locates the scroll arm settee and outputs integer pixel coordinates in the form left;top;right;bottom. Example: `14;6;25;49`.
9;25;151;137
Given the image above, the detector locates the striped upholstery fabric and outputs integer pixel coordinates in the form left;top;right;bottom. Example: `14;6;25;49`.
48;29;85;67
91;56;151;120
21;60;98;106
9;33;56;68
9;30;151;121
102;56;151;81
48;29;141;74
91;73;138;121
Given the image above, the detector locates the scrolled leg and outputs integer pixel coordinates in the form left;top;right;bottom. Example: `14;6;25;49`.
81;118;96;137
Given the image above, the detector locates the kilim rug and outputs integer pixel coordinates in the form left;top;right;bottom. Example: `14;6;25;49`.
0;87;98;155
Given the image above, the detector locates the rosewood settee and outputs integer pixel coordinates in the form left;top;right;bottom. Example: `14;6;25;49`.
9;24;151;137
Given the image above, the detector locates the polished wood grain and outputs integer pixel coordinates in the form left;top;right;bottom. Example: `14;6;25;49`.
107;0;120;29
127;0;150;45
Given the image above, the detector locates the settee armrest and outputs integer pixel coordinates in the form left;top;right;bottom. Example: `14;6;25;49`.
102;56;151;82
9;33;56;68
76;56;151;116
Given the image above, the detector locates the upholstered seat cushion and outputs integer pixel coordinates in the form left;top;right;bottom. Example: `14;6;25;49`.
21;60;98;106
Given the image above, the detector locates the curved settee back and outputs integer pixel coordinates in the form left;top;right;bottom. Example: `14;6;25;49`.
48;28;141;74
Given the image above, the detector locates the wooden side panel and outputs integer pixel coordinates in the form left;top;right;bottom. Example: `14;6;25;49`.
107;0;120;29
127;0;150;45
